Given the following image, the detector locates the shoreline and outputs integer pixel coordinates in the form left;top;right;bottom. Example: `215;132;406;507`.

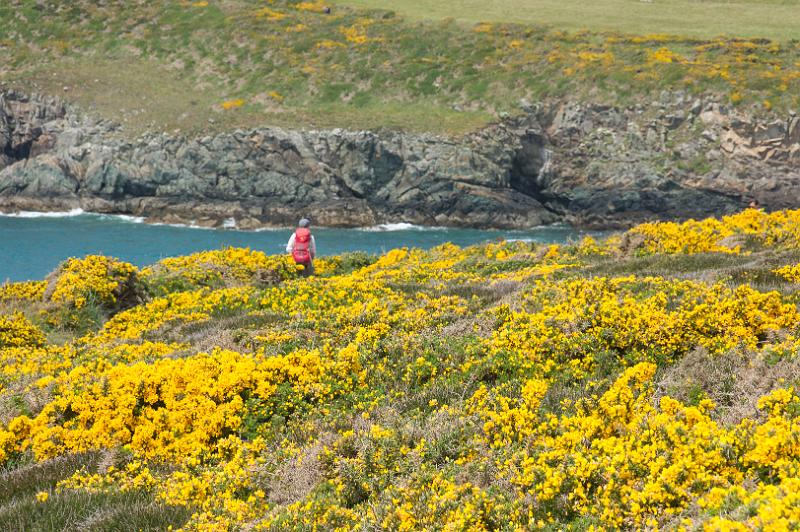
0;207;584;234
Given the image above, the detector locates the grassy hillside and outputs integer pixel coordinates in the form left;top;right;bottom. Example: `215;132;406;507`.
2;0;799;136
333;0;800;41
4;210;800;528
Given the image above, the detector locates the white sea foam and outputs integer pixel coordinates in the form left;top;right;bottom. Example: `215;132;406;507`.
222;217;238;229
149;221;216;231
0;209;151;224
359;222;433;232
0;208;86;218
96;213;146;224
251;226;286;233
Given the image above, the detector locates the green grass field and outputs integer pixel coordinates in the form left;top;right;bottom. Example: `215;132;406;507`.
2;0;799;136
333;0;800;41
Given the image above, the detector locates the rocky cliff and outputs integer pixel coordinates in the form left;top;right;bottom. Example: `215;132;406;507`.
1;90;798;229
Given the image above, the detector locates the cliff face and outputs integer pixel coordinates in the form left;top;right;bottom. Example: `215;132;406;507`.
1;90;799;229
539;94;800;227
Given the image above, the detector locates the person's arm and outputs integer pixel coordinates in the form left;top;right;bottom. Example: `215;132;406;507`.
286;233;295;253
310;235;317;259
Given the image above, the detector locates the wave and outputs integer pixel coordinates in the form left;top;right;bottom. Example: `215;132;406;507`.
0;208;86;218
148;221;217;231
0;209;231;230
359;222;435;232
0;209;150;224
251;227;286;233
95;213;146;224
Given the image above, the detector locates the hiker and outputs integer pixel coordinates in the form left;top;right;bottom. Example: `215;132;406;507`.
286;218;316;276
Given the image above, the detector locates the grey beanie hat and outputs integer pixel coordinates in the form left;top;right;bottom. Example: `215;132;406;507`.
298;218;311;228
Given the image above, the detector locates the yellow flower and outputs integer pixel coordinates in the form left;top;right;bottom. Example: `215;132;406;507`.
221;99;245;110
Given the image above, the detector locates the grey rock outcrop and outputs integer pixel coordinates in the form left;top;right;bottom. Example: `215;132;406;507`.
534;93;800;227
1;89;799;229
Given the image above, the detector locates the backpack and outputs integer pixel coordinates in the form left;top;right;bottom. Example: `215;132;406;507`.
292;228;312;264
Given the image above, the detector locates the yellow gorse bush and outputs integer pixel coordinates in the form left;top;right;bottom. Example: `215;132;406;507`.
0;280;46;302
221;98;245;110
775;264;800;283
293;1;328;12
141;247;297;290
488;277;798;381
6;346;359;461
48;255;138;309
627;208;800;255
0;312;46;349
472;363;736;527
88;286;257;344
254;7;287;21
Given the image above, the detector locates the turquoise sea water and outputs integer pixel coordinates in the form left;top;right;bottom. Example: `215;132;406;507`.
0;211;597;282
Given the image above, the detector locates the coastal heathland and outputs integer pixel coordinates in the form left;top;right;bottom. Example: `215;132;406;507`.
4;209;800;529
2;0;800;136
